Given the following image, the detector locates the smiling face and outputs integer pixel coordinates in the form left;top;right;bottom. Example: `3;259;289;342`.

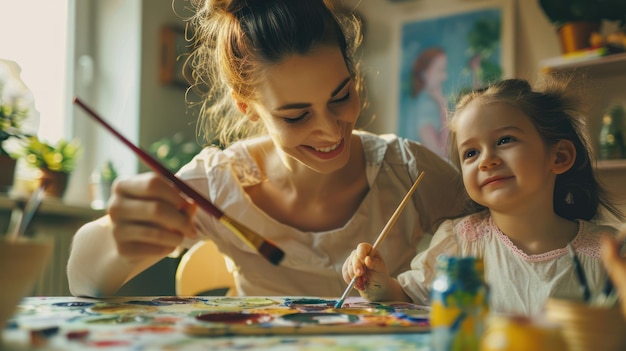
250;45;361;174
453;102;561;214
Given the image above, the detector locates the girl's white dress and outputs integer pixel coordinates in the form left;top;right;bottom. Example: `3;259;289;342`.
397;210;617;315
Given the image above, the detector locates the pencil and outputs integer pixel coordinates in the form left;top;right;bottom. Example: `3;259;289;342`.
567;243;590;303
74;97;285;266
334;171;426;308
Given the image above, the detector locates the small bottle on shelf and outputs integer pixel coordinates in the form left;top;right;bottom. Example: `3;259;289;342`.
599;104;626;160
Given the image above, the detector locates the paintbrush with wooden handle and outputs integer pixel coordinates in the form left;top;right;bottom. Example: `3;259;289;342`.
74;97;285;266
335;171;425;308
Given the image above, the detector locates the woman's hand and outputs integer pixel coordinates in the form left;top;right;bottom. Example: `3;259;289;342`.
341;243;392;301
108;172;197;263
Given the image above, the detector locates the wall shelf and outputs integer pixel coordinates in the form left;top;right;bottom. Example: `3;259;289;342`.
541;52;626;77
0;195;104;219
540;51;626;219
541;52;626;173
597;159;626;171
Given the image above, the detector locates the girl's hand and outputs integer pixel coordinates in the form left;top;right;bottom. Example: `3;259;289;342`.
341;243;391;301
107;173;197;263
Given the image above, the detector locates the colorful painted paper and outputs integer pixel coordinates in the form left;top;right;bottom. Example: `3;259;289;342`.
3;296;432;350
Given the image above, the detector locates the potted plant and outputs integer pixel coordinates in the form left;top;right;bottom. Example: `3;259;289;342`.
0;59;37;191
0;101;27;191
9;136;81;198
149;132;201;173
539;0;626;53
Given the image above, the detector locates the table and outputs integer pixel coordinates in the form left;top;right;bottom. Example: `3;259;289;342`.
2;296;432;350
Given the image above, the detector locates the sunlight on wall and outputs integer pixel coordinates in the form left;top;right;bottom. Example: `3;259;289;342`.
0;0;70;143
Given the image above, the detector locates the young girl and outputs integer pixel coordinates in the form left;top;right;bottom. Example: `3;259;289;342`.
67;0;466;298
342;77;623;315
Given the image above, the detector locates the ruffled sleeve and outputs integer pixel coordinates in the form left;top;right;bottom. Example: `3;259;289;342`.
396;219;460;304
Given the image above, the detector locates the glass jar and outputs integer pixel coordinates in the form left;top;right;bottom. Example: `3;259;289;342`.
599;104;625;160
430;256;489;351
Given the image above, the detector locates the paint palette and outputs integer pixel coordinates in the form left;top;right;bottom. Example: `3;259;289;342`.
7;296;429;346
183;296;430;336
4;296;434;350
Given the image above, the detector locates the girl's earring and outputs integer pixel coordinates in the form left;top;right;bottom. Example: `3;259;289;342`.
565;192;574;205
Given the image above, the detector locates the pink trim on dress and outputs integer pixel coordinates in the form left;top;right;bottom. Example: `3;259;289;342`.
454;213;603;262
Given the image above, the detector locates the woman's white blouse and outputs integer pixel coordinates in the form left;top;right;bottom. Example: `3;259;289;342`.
176;130;465;297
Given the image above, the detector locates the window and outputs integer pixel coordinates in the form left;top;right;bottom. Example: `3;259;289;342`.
0;0;71;142
1;0;189;206
0;0;143;206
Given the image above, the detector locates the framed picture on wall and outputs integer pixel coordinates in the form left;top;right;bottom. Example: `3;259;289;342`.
159;25;192;88
393;0;514;158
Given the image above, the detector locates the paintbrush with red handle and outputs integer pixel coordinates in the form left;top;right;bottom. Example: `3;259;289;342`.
74;97;285;266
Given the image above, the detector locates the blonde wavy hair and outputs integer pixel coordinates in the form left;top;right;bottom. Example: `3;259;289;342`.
180;0;364;148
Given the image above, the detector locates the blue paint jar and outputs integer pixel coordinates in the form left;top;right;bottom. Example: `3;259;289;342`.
430;255;489;351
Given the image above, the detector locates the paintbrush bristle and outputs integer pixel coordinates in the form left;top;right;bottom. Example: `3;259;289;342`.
258;241;285;266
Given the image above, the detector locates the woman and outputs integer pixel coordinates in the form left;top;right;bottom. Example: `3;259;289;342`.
67;0;466;297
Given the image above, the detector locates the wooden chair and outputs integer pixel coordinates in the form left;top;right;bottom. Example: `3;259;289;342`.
175;240;237;296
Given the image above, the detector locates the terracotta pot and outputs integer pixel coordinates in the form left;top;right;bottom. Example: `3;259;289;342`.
0;237;54;330
38;169;69;198
0;154;17;192
545;298;626;351
557;22;601;54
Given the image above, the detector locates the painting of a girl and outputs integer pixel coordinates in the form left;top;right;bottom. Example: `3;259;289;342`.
410;47;448;158
397;4;506;159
